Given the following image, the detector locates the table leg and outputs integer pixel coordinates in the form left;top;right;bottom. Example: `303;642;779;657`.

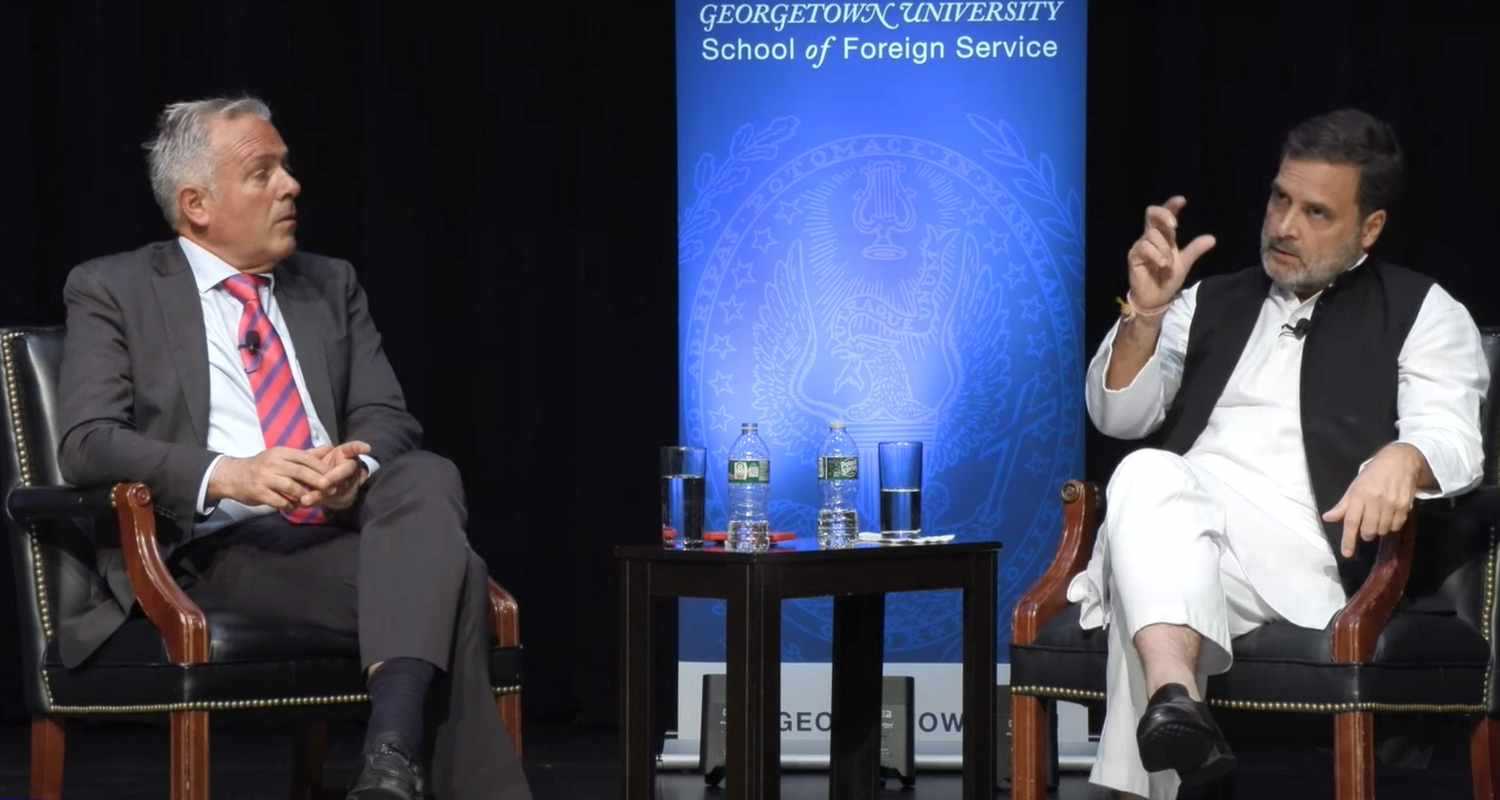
620;559;654;800
726;565;782;800
829;592;885;799
963;551;997;799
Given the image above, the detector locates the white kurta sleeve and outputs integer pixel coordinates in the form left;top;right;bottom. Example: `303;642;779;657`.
1085;283;1198;439
1388;284;1489;499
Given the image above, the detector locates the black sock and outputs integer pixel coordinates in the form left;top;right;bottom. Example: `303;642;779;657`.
365;657;438;759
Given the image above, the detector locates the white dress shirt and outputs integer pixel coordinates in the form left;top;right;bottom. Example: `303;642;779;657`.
180;238;377;537
1079;257;1489;626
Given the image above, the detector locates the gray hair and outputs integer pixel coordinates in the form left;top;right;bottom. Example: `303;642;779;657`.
144;96;272;227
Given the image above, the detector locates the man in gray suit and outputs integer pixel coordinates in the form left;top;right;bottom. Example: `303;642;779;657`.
56;96;530;800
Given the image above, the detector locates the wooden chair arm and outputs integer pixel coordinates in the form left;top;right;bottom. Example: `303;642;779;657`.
487;579;519;649
113;483;209;664
1013;480;1102;646
1331;514;1416;664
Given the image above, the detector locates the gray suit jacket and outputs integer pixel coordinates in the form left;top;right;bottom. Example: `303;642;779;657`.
55;240;422;666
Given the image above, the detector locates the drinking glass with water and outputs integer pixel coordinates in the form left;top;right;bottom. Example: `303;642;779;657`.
661;446;707;548
878;441;922;540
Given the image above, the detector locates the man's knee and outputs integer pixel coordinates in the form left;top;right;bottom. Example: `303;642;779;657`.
379;450;466;506
357;450;470;561
1105;449;1193;506
1111;448;1189;485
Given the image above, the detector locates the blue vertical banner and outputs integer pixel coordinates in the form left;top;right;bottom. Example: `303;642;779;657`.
675;0;1087;754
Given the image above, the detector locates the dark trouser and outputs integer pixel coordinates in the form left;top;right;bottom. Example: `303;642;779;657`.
173;450;531;799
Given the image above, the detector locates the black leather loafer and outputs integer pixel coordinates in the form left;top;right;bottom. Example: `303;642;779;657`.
347;739;428;800
1136;683;1236;785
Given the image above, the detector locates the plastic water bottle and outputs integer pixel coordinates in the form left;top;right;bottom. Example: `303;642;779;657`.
816;421;860;548
726;422;771;549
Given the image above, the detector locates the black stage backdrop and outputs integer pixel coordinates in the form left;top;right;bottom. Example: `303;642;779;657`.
1;1;1495;728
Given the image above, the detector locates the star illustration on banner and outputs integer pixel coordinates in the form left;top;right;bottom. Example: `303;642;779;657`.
709;406;735;432
719;295;745;324
732;261;756;289
709;371;735;396
1027;331;1049;359
984;229;1010;256
774;197;803;225
752;228;779;253
1020;295;1044;322
1005;260;1027;289
707;334;737;360
962;199;988;226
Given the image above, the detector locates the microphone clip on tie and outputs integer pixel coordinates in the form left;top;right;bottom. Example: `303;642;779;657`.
239;330;263;372
1281;318;1312;340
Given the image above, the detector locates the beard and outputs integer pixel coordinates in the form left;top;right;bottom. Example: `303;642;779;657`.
1259;230;1364;295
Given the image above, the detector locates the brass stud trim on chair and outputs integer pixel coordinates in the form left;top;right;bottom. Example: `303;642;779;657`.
1;331;31;487
2;331;61;710
1208;698;1486;714
1481;530;1498;709
25;530;54;644
41;684;522;716
1011;684;1488;715
1009;685;1105;703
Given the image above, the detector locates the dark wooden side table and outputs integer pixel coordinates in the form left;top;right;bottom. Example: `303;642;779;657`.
617;538;1001;799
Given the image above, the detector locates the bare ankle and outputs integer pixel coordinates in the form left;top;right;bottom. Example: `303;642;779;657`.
1134;622;1204;700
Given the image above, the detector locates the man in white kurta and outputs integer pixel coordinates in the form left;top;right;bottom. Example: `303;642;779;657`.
1068;110;1488;799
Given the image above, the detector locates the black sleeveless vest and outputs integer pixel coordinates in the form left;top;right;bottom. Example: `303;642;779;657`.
1156;260;1434;594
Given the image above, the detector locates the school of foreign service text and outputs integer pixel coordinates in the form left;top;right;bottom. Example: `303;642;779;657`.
702;34;1060;66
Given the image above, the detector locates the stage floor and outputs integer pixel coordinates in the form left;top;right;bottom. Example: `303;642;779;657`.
0;718;1472;798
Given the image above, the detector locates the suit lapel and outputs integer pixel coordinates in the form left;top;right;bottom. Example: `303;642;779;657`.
273;262;342;443
151;244;210;444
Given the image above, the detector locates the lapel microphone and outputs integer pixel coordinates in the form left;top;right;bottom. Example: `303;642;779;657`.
239;330;262;356
1280;318;1313;340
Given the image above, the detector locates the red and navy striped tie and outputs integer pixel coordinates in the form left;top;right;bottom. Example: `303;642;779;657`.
223;274;327;524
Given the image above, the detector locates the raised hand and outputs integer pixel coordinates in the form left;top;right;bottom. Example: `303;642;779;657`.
1127;195;1217;310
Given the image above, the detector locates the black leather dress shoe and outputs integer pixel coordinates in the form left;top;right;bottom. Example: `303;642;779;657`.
1136;683;1236;785
347;739;428;800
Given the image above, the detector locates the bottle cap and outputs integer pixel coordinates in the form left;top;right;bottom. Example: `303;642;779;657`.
829;420;846;429
741;422;758;431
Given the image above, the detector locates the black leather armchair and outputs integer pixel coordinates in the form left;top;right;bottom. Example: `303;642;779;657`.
1009;328;1500;800
0;326;525;800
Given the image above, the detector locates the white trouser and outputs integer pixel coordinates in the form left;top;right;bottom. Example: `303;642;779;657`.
1067;449;1310;799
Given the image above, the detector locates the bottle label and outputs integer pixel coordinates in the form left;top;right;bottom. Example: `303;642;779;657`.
818;456;859;480
728;459;770;484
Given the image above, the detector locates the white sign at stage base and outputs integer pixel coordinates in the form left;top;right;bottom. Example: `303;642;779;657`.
659;662;1097;771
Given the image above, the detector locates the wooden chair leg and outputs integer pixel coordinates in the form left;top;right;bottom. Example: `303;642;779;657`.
497;691;523;756
1011;693;1052;800
30;716;65;800
1333;711;1375;800
1472;716;1500;800
171;710;210;800
290;719;328;800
